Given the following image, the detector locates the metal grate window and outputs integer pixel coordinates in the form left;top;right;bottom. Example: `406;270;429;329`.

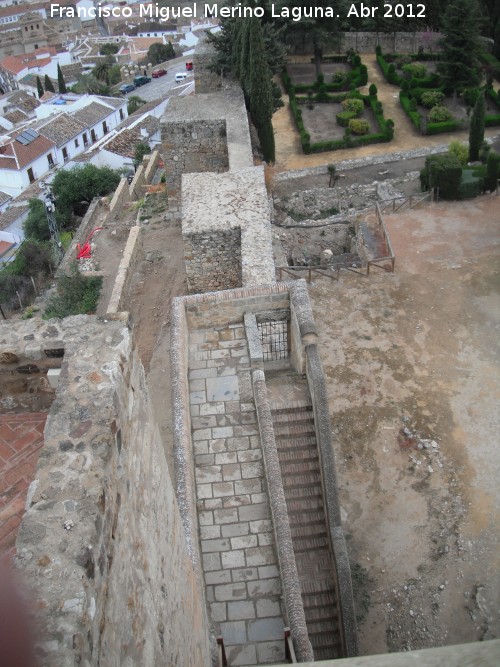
257;320;289;361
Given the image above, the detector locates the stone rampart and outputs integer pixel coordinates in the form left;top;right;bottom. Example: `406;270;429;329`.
106;226;144;314
161;119;229;195
108;177;131;217
56;198;104;278
2;317;211;667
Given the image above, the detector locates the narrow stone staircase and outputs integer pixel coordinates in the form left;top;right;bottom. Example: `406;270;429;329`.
271;403;343;660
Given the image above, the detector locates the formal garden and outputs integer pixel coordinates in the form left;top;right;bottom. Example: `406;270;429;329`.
282;56;394;153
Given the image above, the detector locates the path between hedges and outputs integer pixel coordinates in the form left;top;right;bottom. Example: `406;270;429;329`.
273;54;499;172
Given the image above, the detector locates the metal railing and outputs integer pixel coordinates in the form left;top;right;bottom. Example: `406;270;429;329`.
368;202;396;274
378;191;432;213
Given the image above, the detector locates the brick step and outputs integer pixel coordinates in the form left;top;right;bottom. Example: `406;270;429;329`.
290;522;327;540
279;459;320;476
275;435;317;449
270;403;313;415
277;446;319;463
307;619;341;637
287;508;326;525
284;486;323;501
309;631;342;650
293;534;329;552
304;605;339;624
273;421;316;437
313;646;343;661
271;409;314;425
302;590;336;609
282;473;321;488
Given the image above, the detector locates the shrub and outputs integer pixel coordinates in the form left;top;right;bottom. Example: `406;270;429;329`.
459;169;484;199
396;55;412;68
479;140;491;163
316;84;329;102
375;45;382;56
410;97;418;111
429;105;453;122
484;151;500;191
421;91;445;108
423;153;462;199
348;118;370;135
341;97;364;115
332;72;345;83
388;63;396;75
8;240;52;278
463;87;481;107
402;63;427;78
336;110;356;126
44;263;102;319
369;83;377;96
448;140;469;165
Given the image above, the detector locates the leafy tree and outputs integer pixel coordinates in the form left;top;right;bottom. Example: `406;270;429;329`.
134;142;151;164
44;74;55;93
484;150;500;190
147;42;175;66
73;74;111;96
438;0;482;94
469;91;485;161
52;164;121;226
23;199;51;242
36;76;44;98
99;43;119;56
8;240;52;278
108;64;122;85
93;62;112;85
127;95;146;115
57;64;67;94
44;263;102;319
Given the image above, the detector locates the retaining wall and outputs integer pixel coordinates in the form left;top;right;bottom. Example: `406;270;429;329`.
3;317;211;667
56;198;104;278
109;177;131;217
106;226;144;314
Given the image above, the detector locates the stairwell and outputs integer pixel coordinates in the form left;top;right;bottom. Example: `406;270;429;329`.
270;397;344;660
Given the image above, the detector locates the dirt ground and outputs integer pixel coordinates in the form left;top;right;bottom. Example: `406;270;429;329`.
308;195;500;654
300;101;379;144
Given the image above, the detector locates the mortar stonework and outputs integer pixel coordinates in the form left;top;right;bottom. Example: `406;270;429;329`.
2;317;211;667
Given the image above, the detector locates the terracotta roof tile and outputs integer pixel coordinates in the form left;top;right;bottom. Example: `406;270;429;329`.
0;133;55;170
72;101;114;127
32;113;86;146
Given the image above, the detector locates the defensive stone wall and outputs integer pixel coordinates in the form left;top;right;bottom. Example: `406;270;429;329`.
182;167;275;293
108;177;131;218
161;119;229;195
106;226;144;314
56;198;105;278
3;317;211;667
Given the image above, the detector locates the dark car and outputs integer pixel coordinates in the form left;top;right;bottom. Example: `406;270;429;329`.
119;83;135;94
134;75;151;87
152;69;167;78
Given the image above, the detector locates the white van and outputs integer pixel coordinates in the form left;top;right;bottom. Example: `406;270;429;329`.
175;72;187;83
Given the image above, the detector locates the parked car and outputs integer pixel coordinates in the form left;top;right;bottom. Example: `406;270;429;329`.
185;61;193;71
119;83;135;94
152;69;167;78
175;72;188;83
133;75;151;87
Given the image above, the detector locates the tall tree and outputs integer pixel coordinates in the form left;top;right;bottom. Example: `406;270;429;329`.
245;16;276;162
44;74;55;93
469;91;485;161
36;76;44;98
57;64;67;94
438;0;482;94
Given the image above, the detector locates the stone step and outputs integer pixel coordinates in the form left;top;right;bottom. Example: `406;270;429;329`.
279;459;320;476
270;403;313;415
287;508;325;525
307;619;341;637
302;590;336;609
314;645;343;662
293;534;329;553
304;605;339;624
284;486;324;501
271;408;314;424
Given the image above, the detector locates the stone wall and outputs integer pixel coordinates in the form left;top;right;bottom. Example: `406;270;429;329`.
193;37;222;94
2;317;211;667
108;177;131;218
161;119;229;195
56;198;105;278
106;226;144;314
184;227;241;293
342;31;441;54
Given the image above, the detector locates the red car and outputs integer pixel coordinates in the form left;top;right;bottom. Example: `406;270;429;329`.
152;69;167;78
185;61;193;71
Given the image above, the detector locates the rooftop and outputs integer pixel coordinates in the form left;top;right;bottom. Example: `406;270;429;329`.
33;112;86;146
72;101;116;128
0;132;55;170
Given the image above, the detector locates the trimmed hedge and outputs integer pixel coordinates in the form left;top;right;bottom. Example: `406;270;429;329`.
459;169;484;199
420;153;462;199
283;55;368;95
377;52;442;89
400;92;421;131
288;86;394;154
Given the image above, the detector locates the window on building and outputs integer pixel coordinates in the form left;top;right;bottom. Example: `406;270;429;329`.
102;121;108;134
74;138;79;148
27;167;34;183
34;44;38;49
36;24;39;29
30;25;33;30
47;153;54;168
25;26;28;31
62;147;68;162
119;109;124;121
90;129;96;143
83;132;88;146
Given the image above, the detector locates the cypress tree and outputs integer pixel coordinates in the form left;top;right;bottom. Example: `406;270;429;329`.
438;0;481;94
57;64;67;94
36;76;44;98
468;91;485;161
247;17;275;163
44;74;55;93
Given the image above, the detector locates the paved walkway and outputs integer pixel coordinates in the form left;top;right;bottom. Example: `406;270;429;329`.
273;54;500;171
188;324;286;666
0;413;47;560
